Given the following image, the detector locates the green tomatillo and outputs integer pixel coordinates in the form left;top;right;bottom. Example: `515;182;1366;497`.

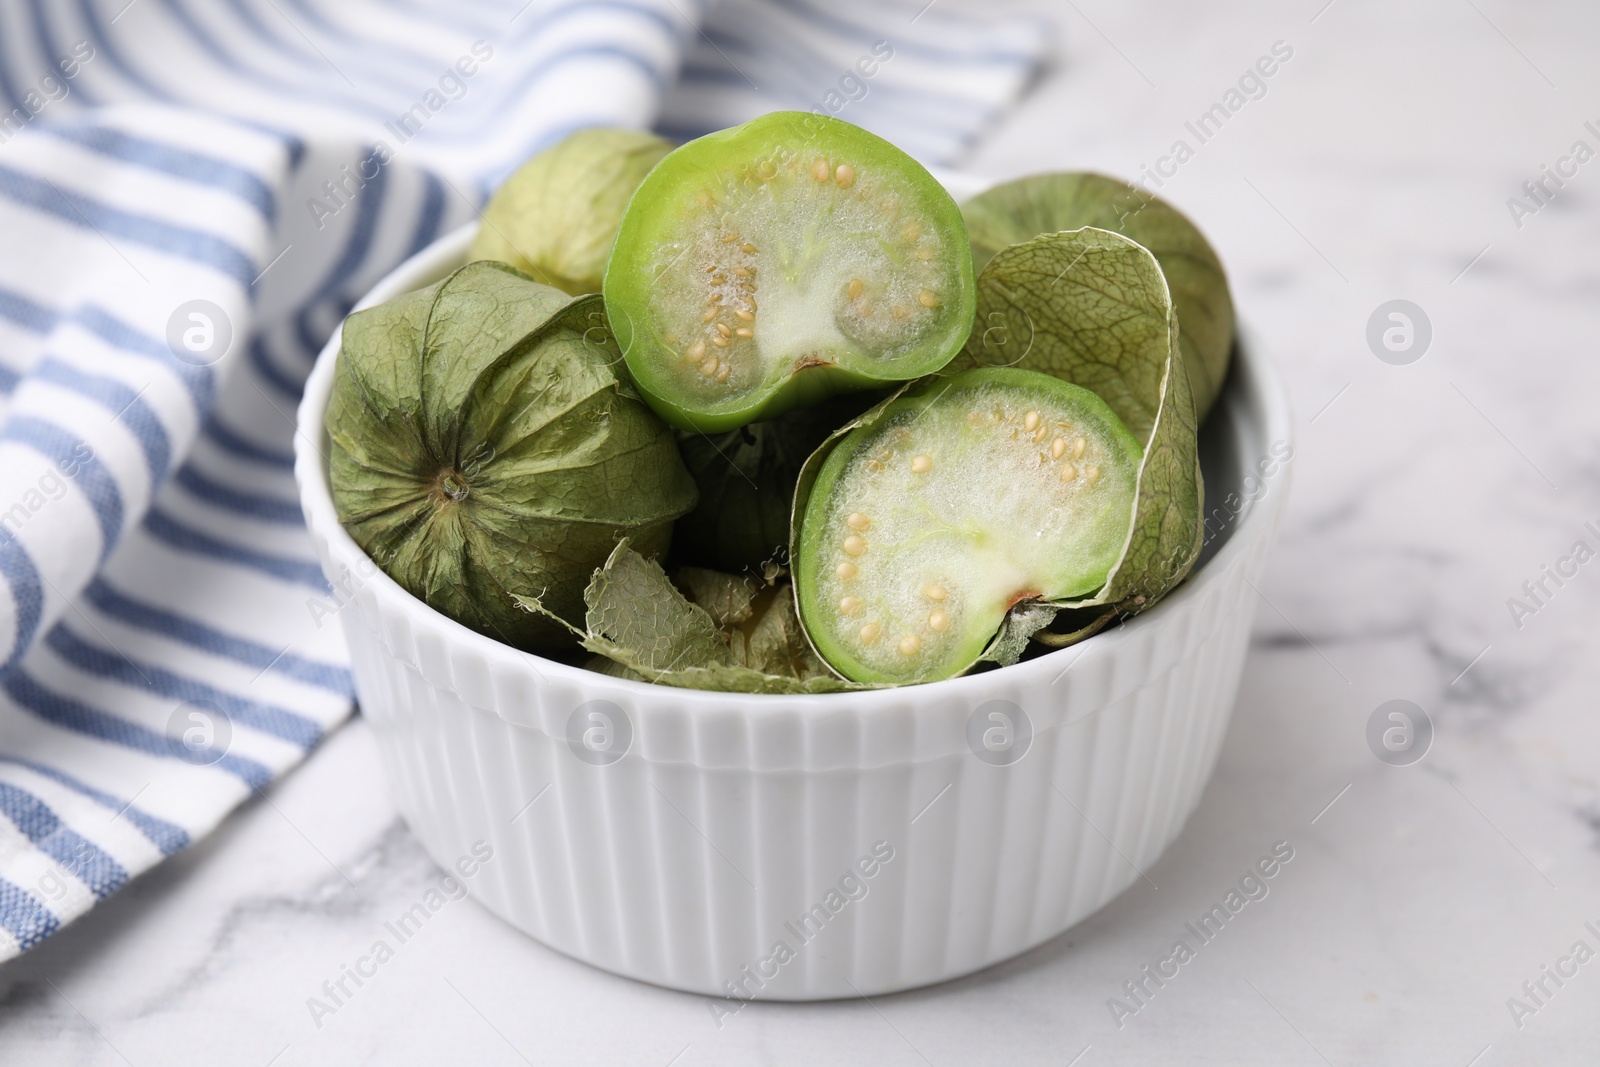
604;111;976;433
792;368;1143;685
326;260;697;653
470;127;673;296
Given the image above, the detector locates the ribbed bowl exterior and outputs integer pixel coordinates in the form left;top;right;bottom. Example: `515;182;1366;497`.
297;223;1292;1000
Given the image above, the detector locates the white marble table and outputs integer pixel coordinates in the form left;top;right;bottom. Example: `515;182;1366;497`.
4;1;1599;1063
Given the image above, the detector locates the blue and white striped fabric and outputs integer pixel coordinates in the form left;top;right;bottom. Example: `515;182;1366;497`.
0;0;1049;961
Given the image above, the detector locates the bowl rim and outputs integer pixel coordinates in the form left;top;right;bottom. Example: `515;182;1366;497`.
295;216;1293;714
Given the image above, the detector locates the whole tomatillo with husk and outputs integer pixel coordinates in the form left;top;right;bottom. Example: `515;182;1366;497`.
960;172;1235;420
469;128;672;296
326;260;697;652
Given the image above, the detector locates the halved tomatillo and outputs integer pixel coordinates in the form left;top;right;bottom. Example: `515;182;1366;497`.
793;368;1142;685
604;111;976;433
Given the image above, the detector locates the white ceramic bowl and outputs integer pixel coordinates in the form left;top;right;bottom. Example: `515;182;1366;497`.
295;199;1292;1000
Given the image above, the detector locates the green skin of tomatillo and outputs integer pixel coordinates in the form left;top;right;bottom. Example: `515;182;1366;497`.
794;368;1143;685
604;111;976;434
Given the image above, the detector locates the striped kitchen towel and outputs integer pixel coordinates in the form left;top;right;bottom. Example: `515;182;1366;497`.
0;0;1050;961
